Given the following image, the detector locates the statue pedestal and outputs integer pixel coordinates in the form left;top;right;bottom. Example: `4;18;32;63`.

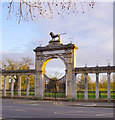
47;39;63;47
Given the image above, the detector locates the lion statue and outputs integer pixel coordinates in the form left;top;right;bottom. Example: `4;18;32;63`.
49;32;60;41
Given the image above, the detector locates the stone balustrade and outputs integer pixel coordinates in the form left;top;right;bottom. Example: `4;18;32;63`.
73;65;115;101
0;66;115;101
0;69;36;98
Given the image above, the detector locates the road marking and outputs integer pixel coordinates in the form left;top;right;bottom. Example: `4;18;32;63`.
85;104;97;106
3;106;13;108
9;108;28;112
31;104;40;106
15;109;26;112
54;111;83;115
96;113;113;117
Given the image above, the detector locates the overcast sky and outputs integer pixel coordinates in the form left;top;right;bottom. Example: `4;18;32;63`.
1;2;113;77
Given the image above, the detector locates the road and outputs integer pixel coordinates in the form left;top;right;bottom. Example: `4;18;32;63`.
2;102;114;119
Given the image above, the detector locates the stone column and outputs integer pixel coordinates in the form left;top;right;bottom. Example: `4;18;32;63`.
67;63;73;100
26;75;29;98
40;71;44;99
35;71;43;99
107;72;111;101
72;73;77;100
65;70;68;97
35;75;36;97
96;73;99;101
85;73;88;101
0;76;2;98
3;76;6;97
11;75;14;98
36;72;39;98
42;71;46;98
66;49;73;100
6;76;9;90
35;51;44;99
0;76;2;97
18;75;21;98
76;74;78;99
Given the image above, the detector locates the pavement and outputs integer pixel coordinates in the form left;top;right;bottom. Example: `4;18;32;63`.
55;101;114;108
2;98;114;108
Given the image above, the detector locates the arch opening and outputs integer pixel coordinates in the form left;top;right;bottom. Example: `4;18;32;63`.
42;57;66;99
42;57;66;79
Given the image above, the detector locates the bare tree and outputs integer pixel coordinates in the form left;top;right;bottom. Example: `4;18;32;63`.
4;0;95;24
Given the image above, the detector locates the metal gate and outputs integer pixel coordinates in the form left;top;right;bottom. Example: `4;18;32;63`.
44;75;66;100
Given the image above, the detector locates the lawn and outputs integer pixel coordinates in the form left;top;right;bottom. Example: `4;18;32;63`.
4;90;115;99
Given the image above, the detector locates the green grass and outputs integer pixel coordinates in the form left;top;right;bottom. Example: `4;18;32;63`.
4;90;115;99
6;91;35;96
45;92;66;98
77;91;115;99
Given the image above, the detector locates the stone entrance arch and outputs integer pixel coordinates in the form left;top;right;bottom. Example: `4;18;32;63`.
34;39;78;100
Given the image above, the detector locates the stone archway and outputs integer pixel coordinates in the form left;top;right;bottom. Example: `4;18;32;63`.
41;56;67;99
34;39;78;100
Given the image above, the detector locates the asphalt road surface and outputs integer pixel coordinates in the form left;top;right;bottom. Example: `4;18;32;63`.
2;102;114;118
